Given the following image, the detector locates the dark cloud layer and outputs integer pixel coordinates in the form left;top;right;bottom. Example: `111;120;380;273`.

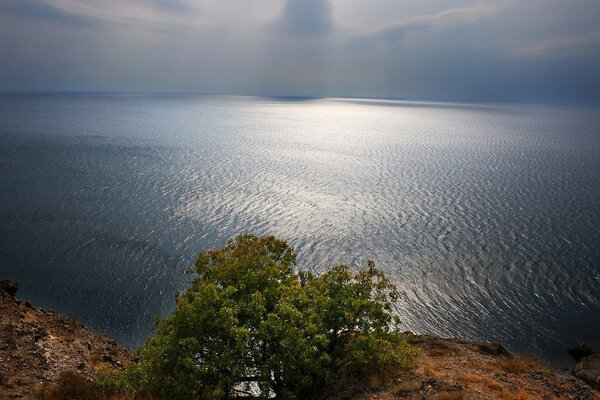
277;0;333;36
0;0;599;104
146;0;196;14
0;0;100;28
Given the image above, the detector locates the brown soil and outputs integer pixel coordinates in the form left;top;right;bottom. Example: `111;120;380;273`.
0;281;135;399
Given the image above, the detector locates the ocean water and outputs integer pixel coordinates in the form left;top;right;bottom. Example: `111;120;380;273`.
1;94;599;365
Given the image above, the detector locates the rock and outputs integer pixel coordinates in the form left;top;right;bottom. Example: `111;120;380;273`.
448;383;463;392
101;354;112;362
574;353;600;386
568;344;595;361
421;378;438;389
0;280;18;297
33;327;45;338
475;342;509;356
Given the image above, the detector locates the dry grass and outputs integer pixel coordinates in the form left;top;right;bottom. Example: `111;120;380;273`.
459;374;504;391
34;371;107;400
496;356;532;374
393;381;422;395
436;390;465;400
422;339;456;358
33;371;159;400
429;347;453;357
416;357;436;377
457;375;546;400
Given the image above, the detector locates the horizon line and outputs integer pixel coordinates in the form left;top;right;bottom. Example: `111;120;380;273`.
0;90;598;109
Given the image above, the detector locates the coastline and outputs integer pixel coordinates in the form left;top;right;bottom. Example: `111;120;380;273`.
1;280;598;400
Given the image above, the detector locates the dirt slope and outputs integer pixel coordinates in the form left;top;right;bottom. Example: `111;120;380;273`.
0;280;135;399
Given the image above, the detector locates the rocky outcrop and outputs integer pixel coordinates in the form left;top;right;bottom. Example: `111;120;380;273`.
575;354;600;389
0;280;135;399
0;280;18;297
570;345;596;362
568;344;600;390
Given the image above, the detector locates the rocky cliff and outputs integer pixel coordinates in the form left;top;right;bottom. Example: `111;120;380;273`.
0;280;135;399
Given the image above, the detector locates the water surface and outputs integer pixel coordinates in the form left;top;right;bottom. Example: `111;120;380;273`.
1;94;598;365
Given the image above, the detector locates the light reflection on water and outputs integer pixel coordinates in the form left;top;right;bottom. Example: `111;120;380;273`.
0;94;598;365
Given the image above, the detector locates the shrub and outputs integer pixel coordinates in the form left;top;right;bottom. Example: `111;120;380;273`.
34;371;103;400
113;234;416;399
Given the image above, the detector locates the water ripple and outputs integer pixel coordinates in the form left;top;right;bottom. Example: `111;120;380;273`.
0;95;598;363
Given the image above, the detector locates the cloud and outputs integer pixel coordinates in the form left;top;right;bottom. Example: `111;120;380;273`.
516;31;600;58
0;0;205;34
276;0;333;36
349;5;498;46
1;0;599;103
145;0;195;14
0;0;101;28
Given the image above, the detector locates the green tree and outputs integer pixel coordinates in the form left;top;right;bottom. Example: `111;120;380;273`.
117;234;416;399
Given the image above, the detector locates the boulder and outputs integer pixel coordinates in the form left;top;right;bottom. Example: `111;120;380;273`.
0;280;18;297
475;342;509;356
567;344;594;361
574;353;600;387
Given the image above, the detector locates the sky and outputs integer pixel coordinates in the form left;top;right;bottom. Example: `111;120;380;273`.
1;0;599;104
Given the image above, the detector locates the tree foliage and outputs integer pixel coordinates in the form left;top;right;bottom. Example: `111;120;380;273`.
116;234;416;399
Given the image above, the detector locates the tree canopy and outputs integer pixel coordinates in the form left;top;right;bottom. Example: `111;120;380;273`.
113;234;416;399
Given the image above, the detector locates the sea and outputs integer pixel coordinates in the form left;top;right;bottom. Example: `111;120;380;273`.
1;93;598;366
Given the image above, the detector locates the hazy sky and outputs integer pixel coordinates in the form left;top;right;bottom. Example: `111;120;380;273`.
1;0;599;103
